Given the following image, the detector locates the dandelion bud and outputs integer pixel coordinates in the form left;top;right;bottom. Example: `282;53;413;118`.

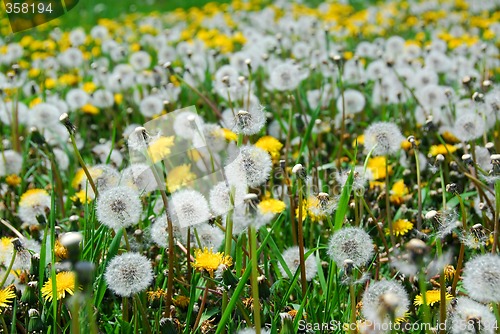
21;281;38;305
407;135;417;148
462;75;472;86
292;164;307;180
28;308;44;333
435;154;445;163
425;210;438;220
485;142;495;151
445;183;458;193
59;113;76;135
245;58;252;69
461;154;472;165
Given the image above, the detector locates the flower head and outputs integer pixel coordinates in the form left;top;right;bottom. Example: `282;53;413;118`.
255;136;283;161
169;189;210;228
96;186;142;231
363;122;404;156
105;252;154;297
449;297;497;334
362;280;409;325
41;272;77;301
414;290;453;307
385;219;413;237
328;227;374;267
0;287;16;313
462;254;500;303
192;247;232;277
278;246;318;282
18;188;51;226
258;198;286;215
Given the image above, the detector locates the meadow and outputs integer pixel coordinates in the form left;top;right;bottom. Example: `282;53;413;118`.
0;0;500;333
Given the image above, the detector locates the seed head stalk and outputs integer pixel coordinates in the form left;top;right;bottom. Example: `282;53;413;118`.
297;176;308;297
249;225;261;334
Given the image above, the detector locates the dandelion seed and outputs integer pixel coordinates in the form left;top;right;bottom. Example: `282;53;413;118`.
105;252;154;297
462;254;500;303
41;272;77;301
278;246;318;282
328;227;374;267
363;121;404;156
96;186;142;231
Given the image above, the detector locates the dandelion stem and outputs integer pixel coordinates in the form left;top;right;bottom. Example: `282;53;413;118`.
222;187;235;317
413;146;423;230
0;247;16;288
69;133;98;197
385;156;395;246
193;285;209;331
492;180;500;254
297;177;308;297
349;284;356;334
0;315;7;334
436;239;446;334
122;297;129;328
452;193;467;296
249;225;261;334
133;294;152;334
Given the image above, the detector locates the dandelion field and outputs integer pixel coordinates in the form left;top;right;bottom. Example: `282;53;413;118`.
0;0;500;333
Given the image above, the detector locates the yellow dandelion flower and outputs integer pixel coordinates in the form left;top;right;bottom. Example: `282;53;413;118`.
71;190;92;204
296;197;324;222
389;180;409;205
41;272;77;302
385;219;413;236
54;240;68;260
5;174;21;187
72;169;86;189
173;295;190;309
443;265;455;281
367;156;391;180
259;198;286;215
0;287;16;314
147;289;167;302
255;136;283;161
166;164;197;192
414;290;453;307
81;103;99;115
429;144;457;156
29;97;43;108
147;136;175;163
82;82;96;93
114;93;123;105
192;248;232;277
222;128;238;141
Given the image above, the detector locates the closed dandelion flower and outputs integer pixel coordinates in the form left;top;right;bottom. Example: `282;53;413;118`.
96;186;142;231
18;189;51;226
0;287;15;313
453;112;485;142
450;297;497;334
414;290;452;307
361;280;409;325
0;150;23;177
328;227;374;267
462;254;500;303
258;198;286;215
364;122;404;156
227;145;272;188
41;272;77;301
170;189;210;228
105;252;154;297
278;246;318;282
389;219;413;237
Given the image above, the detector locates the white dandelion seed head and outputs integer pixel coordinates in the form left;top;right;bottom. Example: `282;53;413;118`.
231;202;273;235
66;88;90;110
327;227;374;267
104;252;154;297
0;149;23;176
363;122;404;156
335;166;371;194
270;62;301;91
278;246;318;282
453;112;485;142
139;95;164;118
226;145;272;188
450;297;497;334
222;105;266;136
28;103;61;129
208;181;247;217
172;111;205;140
82;164;120;198
361;280;410;325
0;101;29;125
189;223;225;250
150;213;182;248
96;186;142;231
192;123;227;153
474;146;493;172
462;254;500;303
18;189;51;227
129;51;152;71
120;163;158;195
169;189;210;228
336;89;366;115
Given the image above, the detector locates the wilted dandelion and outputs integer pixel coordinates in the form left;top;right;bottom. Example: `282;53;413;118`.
327;227;374;267
462;254;500;303
105;252;154;297
96;186;142;231
278;246;318;282
41;272;77;301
